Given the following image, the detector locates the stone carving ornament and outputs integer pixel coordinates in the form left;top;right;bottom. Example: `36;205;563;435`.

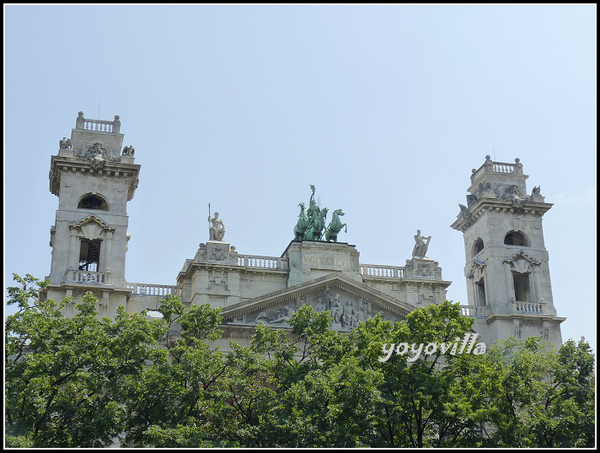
59;137;72;149
235;292;389;330
503;185;526;207
86;143;109;169
270;305;295;325
122;145;135;156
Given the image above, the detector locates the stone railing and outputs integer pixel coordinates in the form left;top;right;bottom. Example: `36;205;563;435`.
360;264;405;279
75;112;121;133
512;301;545;314
471;156;523;184
127;283;179;297
237;254;289;270
67;270;111;284
492;162;517;174
460;305;488;318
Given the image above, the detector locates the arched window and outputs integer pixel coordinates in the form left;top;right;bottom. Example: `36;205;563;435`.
504;230;530;247
472;238;484;257
78;193;109;211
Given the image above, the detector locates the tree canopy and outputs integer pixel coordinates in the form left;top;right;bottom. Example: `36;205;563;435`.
5;274;595;448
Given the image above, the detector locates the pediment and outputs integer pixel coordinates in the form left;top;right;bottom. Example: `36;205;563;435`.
466;259;486;280
221;273;414;331
503;250;542;273
69;214;114;240
503;249;541;264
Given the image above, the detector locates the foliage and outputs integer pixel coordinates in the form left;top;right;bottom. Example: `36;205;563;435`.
5;274;166;447
484;336;596;448
5;275;596;448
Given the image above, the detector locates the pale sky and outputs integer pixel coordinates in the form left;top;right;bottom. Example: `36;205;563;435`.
4;4;596;347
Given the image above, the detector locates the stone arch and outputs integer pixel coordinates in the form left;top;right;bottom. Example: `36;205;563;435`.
78;193;109;211
504;230;530;247
472;238;484;257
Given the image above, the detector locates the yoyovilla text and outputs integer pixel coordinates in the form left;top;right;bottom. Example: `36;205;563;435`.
378;333;486;363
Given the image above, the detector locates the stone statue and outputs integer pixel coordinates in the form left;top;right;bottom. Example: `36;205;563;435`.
255;311;269;324
59;137;72;149
315;297;326;312
329;293;343;324
325;209;347;242
412;229;431;258
532;186;541;195
341;300;354;327
459;204;470;220
208;212;225;241
271;306;294;324
122;145;135;156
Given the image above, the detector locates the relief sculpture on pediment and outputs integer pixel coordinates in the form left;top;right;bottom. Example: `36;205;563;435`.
227;284;406;331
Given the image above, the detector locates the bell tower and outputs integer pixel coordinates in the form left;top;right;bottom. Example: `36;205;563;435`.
451;155;565;346
44;111;140;316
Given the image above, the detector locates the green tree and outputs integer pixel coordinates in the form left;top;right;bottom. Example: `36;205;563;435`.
354;300;490;447
5;274;166;447
6;275;595;448
247;305;383;447
120;295;237;447
485;336;595;448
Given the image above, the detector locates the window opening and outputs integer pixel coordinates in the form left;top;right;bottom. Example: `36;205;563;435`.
78;194;108;210
512;272;530;302
472;238;484;257
79;239;101;271
476;279;486;307
504;231;529;246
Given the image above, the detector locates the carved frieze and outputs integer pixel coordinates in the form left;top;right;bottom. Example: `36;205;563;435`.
225;283;404;331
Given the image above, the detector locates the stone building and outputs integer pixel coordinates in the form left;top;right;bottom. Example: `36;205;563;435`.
42;112;564;348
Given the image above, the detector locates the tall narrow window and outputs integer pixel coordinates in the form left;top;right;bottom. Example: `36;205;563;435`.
512;272;530;301
476;279;486;307
79;239;101;271
472;238;484;257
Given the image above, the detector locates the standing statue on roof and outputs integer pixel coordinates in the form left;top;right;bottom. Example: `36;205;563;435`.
412;229;431;258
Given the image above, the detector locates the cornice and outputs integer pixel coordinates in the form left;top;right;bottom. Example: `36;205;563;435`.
49;154;141;199
485;313;566;324
451;197;553;231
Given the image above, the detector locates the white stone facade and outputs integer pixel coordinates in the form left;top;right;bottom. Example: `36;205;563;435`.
42;114;563;349
450;156;564;346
